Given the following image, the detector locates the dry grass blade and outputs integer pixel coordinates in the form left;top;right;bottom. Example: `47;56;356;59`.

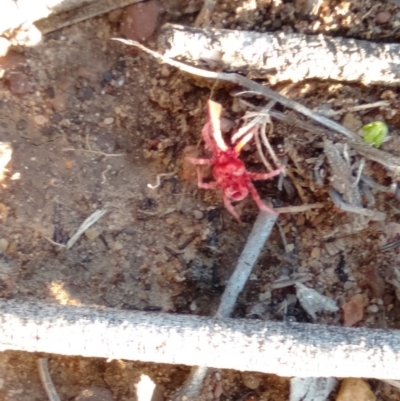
66;209;107;249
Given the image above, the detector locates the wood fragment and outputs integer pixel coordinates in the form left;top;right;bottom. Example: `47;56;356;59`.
35;0;144;34
174;211;277;400
158;24;400;86
38;358;62;401
1;298;400;379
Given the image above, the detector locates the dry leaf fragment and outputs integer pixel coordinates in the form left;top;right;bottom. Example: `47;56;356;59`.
295;282;339;320
342;294;364;327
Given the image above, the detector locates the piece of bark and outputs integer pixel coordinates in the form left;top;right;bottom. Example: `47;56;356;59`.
157;24;400;86
0;298;400;379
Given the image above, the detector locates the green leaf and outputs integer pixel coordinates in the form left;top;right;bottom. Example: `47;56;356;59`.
362;121;388;148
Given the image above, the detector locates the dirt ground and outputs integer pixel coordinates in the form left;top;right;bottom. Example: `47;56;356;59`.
1;0;400;400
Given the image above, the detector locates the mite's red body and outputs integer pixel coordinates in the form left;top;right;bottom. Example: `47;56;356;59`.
187;100;282;222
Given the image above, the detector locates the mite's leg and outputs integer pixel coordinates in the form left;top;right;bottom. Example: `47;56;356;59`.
196;166;218;189
248;167;283;181
248;181;277;215
223;193;242;223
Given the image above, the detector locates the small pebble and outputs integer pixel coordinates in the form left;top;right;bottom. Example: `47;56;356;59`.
367;304;379;313
34;115;48;125
193;210;203;219
103;71;114;83
160;65;170;77
120;0;165;42
85;228;100;240
103;117;114;125
375;11;391;24
166;217;174;225
342;113;362;132
336;379;376;401
0;239;9;253
16;119;27;131
242;372;261;390
108;8;123;22
7;72;32;95
53;92;68;112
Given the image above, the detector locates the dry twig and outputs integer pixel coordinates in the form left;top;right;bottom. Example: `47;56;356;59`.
37;358;61;401
173;210;277;400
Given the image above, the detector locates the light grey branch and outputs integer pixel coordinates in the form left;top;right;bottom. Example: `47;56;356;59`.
158;24;400;86
1;299;400;379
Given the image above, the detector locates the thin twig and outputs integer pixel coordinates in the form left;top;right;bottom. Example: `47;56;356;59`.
194;0;217;28
37;358;61;401
66;209;107;249
42;236;66;248
328;189;386;221
63;134;124;157
275;203;324;213
147;171;177;189
112;38;357;141
173;210;277;400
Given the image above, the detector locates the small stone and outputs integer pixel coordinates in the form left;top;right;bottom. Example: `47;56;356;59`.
342;113;362;132
336;379;376;401
242;372;261;390
34;115;48;125
310;247;321;259
52;92;67;112
108;8;123;22
85;228;100;240
75;386;114;401
0;239;9;253
7;72;32;95
103;71;114;83
376;11;391;24
160;65;170;77
193;210;203;219
367;304;379;313
120;0;165;42
16;119;28;131
166;217;174;225
103;117;114;125
342;293;364;327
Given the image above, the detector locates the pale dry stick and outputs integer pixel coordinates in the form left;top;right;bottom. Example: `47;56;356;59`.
173;211;278;400
158;24;400;86
42;236;66;248
62;134;124;158
147;171;177;189
275;203;324;213
269;110;400;173
328;189;386;221
194;0;218;28
3;298;400;379
34;0;144;34
317;100;390;117
66;209;107;249
113;38;357;141
37;358;61;401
